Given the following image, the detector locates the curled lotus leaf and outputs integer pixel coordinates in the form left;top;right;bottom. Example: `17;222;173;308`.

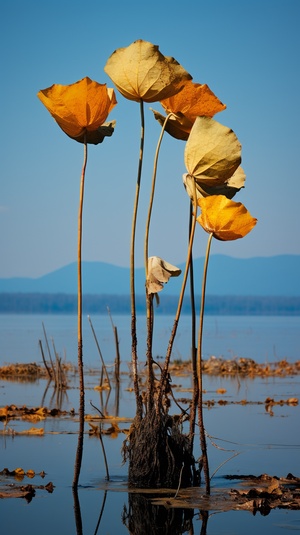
184;116;242;187
147;256;181;294
37;77;117;144
67;120;116;145
104;39;192;103
151;109;191;140
183;166;246;201
152;80;226;139
197;195;257;241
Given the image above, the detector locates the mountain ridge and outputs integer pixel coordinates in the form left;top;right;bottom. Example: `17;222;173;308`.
0;254;299;296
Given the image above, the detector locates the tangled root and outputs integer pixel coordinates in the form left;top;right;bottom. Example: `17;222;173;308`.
123;408;197;489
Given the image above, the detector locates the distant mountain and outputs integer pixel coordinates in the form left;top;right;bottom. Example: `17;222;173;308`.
0;255;299;296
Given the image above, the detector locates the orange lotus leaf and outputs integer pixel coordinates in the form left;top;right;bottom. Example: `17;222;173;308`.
152;80;226;140
38;77;117;144
104;39;192;103
197;195;257;241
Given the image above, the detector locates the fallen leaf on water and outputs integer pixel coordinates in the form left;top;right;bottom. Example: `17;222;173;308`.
17;427;44;436
102;421;121;439
22;414;45;422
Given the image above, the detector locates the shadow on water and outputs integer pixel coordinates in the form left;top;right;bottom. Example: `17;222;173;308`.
73;485;208;535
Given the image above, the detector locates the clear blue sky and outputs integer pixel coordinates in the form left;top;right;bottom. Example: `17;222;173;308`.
1;0;299;278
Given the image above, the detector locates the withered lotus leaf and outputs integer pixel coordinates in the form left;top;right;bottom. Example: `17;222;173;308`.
184;116;242;187
147;256;181;294
37;77;117;144
197;195;257;241
104;39;192;103
151;109;191;140
152;80;226;140
183;166;246;201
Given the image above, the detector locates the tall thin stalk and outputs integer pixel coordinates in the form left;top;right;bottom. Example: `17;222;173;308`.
144;113;172;411
188;202;198;454
73;134;87;490
158;178;198;404
130;100;145;421
197;231;213;495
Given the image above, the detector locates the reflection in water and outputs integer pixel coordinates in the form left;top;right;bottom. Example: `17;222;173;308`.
72;487;202;535
93;490;108;535
122;493;198;535
41;379;69;409
73;487;108;535
73;487;83;535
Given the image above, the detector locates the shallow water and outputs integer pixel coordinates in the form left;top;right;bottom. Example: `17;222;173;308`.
0;314;300;534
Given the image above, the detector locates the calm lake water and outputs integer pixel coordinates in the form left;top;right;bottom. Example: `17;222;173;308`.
1;313;299;367
1;313;300;534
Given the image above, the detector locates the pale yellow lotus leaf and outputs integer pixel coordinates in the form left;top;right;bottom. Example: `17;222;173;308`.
104;39;192;103
147;256;181;294
184;117;242;186
197;195;257;241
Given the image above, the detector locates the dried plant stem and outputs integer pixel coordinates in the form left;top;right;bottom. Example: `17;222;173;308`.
158;178;198;404
144;114;172;410
130;100;145;421
38;339;52;379
73;135;88;490
42;322;56;379
90;401;110;481
197;232;213;495
188;202;198;452
107;307;121;384
88;315;111;389
144;113;173;271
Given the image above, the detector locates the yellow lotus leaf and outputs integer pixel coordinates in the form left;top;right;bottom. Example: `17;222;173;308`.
147;256;181;294
184;116;242;187
197;195;257;241
38;77;117;144
152;80;226;140
183;166;246;201
104;39;192;103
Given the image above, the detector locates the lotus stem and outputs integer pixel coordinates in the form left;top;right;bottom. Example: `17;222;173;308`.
144;113;172;411
188;202;198;452
73;134;87;490
158;177;198;403
197;231;213;495
130;100;145;420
